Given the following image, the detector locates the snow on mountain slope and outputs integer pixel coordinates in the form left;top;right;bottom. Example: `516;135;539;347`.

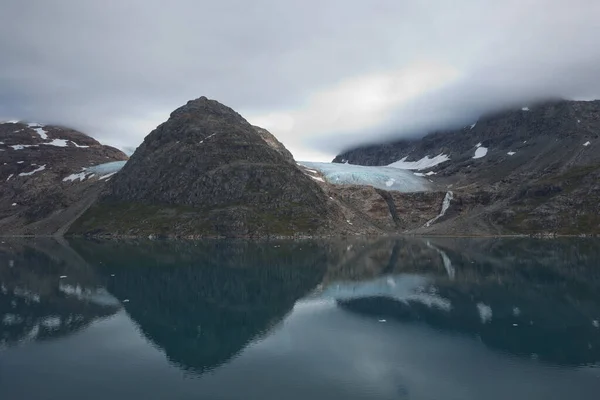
387;153;450;170
299;161;431;192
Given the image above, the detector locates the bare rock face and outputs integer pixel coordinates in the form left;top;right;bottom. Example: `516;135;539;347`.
0;122;128;235
70;97;351;238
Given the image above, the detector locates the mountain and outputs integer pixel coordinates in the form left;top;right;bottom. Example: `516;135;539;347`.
0;122;128;235
332;100;600;235
69;97;369;238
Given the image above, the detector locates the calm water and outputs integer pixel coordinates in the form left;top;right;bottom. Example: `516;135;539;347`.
1;238;599;399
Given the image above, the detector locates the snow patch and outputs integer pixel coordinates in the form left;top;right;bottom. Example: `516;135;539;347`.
42;139;69;147
71;141;89;148
522;107;530;111
32;127;48;140
477;303;493;323
475;142;482;148
426;171;436;176
199;132;218;144
63;171;89;182
507;151;516;156
584;141;591;147
425;191;454;227
18;165;46;177
6;174;13;182
11;145;37;150
470;122;477;130
99;172;117;180
309;175;325;183
473;147;488;159
388;153;450;170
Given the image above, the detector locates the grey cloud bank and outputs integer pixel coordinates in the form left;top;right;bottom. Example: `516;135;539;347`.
1;0;599;161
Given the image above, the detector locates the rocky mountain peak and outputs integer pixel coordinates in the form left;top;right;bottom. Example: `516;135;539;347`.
70;96;359;238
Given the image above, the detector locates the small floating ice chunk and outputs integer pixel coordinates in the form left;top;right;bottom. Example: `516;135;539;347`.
593;320;599;328
477;303;493;324
513;307;521;316
59;275;67;279
473;147;488;159
378;319;387;323
122;299;130;303
11;203;17;206
385;178;395;187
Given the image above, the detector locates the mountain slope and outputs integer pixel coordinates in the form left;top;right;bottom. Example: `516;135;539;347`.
70;97;364;238
0;122;128;235
333;100;600;235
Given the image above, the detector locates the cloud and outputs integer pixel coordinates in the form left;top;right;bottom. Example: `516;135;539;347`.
1;0;600;161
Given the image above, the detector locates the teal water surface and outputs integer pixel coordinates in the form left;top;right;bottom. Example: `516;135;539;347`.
1;237;599;399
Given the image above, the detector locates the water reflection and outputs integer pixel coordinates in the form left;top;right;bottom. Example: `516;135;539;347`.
321;237;600;366
71;239;328;374
2;236;600;383
0;240;120;349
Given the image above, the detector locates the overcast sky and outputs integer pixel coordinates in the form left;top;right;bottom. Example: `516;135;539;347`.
1;0;600;161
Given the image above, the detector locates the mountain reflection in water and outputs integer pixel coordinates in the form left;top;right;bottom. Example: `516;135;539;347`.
1;237;599;400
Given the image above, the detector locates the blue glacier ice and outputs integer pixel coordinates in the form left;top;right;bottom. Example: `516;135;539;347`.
299;161;431;192
86;160;127;175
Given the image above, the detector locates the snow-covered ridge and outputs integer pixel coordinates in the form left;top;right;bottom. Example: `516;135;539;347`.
299;161;431;192
388;153;450;170
3;122;90;149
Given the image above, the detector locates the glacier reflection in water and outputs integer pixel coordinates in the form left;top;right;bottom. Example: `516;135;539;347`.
1;237;600;400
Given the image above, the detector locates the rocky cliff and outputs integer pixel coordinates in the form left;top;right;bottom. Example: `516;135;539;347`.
333;100;600;235
69;97;367;238
0;122;128;235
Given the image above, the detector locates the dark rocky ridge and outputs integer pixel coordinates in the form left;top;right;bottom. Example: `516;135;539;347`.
0;122;128;235
333;100;600;235
70;97;362;238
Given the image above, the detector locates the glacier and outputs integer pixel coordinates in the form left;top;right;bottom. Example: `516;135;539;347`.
86;160;127;175
299;161;431;192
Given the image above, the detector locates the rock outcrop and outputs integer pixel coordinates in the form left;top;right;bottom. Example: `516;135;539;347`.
0;122;128;235
333;100;600;235
70;97;361;238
